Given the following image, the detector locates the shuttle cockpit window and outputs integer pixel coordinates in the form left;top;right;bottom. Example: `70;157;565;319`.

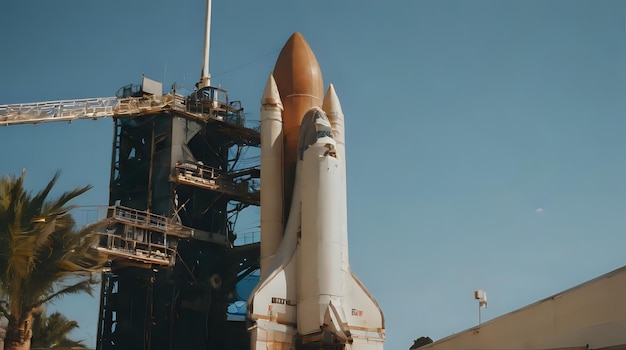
316;130;333;139
313;110;333;140
298;108;333;159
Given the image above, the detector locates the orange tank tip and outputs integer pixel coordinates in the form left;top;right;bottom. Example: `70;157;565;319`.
273;32;326;219
273;32;324;100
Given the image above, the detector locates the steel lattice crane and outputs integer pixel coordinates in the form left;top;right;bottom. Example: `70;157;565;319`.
0;96;116;126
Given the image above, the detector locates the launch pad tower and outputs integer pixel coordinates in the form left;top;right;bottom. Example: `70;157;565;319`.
95;78;261;350
94;2;261;349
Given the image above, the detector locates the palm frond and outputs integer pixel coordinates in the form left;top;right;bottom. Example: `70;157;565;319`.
32;279;95;310
31;310;86;349
0;171;103;341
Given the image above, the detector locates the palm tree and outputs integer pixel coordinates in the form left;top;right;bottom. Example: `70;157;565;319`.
0;171;105;350
30;311;86;349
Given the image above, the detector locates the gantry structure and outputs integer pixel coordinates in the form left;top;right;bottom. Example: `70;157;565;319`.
0;76;262;350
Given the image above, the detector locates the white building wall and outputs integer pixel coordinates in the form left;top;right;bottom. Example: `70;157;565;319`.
421;266;626;350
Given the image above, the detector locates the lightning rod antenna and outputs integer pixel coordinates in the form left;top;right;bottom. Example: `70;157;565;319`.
198;0;212;88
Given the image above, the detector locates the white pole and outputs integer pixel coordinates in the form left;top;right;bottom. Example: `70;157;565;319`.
199;0;212;88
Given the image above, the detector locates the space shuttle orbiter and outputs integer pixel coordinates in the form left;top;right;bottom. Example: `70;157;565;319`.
248;32;385;350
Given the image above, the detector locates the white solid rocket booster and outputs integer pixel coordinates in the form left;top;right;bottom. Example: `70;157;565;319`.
260;74;284;277
322;84;349;267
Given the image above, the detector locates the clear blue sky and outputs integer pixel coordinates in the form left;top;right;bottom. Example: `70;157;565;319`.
2;1;626;349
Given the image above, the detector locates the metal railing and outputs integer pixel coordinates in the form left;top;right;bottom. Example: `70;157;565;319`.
110;205;193;238
0;97;117;125
0;93;258;129
235;231;260;245
114;94;185;115
176;162;222;182
175;163;259;205
96;231;175;266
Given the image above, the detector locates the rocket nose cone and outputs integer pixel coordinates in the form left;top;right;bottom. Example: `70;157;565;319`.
273;32;324;100
261;74;283;109
322;84;343;116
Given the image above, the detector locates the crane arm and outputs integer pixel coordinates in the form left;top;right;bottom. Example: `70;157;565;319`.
0;97;117;126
